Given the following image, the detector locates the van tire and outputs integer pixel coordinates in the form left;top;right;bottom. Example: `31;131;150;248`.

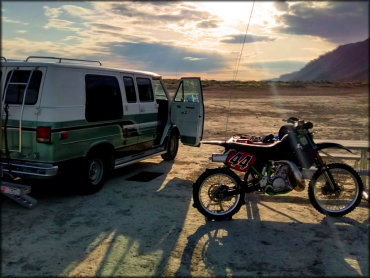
78;151;110;195
161;132;179;161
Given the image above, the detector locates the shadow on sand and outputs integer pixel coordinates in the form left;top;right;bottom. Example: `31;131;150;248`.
2;161;368;277
2;160;193;277
175;193;369;277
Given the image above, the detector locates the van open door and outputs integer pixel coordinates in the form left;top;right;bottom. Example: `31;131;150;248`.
170;77;204;146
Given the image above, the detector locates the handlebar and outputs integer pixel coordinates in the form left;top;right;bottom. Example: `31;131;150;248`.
285;117;299;124
303;121;313;129
282;117;313;130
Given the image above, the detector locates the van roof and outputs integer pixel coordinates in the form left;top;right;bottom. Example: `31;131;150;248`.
1;59;162;78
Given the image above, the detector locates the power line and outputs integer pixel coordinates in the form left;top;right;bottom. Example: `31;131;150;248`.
232;1;255;81
225;1;255;141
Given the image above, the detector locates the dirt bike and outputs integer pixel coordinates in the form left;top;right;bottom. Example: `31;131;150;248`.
193;117;363;220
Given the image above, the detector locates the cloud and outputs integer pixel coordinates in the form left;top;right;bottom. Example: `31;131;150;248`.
3;36;109;61
62;5;93;17
109;3;146;18
3;38;69;58
44;18;80;32
103;42;228;72
44;6;60;18
108;2;218;25
221;34;275;44
274;2;369;44
274;1;289;12
197;20;219;29
2;16;29;25
43;5;81;31
89;23;124;32
183;57;208;61
91;30;123;37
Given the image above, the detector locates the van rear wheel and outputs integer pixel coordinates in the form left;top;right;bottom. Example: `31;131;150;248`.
78;152;109;194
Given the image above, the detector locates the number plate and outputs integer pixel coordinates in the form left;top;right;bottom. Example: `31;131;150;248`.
1;185;21;196
226;151;256;172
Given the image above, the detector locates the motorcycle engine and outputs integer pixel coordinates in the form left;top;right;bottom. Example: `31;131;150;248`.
266;164;293;193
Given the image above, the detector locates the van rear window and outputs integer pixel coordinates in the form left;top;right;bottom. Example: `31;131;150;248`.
4;70;42;105
85;74;123;122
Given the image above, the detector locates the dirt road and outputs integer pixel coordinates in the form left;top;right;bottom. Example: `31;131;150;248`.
2;84;368;277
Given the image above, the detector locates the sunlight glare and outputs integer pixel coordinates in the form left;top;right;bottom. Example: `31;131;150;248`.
63;231;116;277
344;257;364;275
196;2;278;33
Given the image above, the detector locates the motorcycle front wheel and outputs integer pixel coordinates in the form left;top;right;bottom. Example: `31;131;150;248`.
308;163;363;217
193;168;244;221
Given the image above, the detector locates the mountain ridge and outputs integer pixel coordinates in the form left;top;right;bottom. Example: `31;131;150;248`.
274;38;369;82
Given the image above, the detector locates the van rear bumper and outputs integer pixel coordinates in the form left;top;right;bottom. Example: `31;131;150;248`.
1;160;59;179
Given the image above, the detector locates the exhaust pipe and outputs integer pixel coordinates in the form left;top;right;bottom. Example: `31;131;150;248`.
211;153;228;162
276;160;306;191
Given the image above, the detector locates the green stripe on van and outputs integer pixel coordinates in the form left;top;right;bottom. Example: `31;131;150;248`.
1;112;160;163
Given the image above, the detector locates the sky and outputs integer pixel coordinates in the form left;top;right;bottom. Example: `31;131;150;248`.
1;1;369;81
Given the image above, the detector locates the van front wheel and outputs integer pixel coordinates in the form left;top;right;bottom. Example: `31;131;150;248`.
161;132;179;161
78;153;108;194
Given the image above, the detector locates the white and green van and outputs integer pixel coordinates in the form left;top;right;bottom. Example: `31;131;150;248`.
0;56;204;194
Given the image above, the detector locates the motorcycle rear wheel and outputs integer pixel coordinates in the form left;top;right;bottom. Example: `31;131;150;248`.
193;168;243;221
308;163;363;217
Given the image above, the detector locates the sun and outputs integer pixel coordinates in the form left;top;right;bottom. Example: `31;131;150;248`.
195;1;279;34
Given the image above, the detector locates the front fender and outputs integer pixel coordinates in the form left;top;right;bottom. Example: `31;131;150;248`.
316;142;352;153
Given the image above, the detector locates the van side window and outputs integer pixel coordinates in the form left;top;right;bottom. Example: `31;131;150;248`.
174;79;200;103
183;79;200;103
174;82;183;102
153;79;168;100
123;76;136;103
136;77;154;102
4;70;42;105
85;74;123;122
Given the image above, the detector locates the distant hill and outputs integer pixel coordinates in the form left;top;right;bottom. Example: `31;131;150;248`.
275;38;369;82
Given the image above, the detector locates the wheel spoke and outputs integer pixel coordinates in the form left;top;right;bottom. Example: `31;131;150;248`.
310;164;362;215
198;172;240;216
218;202;225;211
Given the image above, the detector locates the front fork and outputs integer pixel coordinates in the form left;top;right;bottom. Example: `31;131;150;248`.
315;153;339;192
307;128;340;192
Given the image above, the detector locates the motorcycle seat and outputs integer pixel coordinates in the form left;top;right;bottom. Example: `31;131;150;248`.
226;134;288;148
224;134;291;157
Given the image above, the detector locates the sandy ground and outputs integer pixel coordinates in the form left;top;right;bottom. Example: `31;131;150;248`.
1;85;369;277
